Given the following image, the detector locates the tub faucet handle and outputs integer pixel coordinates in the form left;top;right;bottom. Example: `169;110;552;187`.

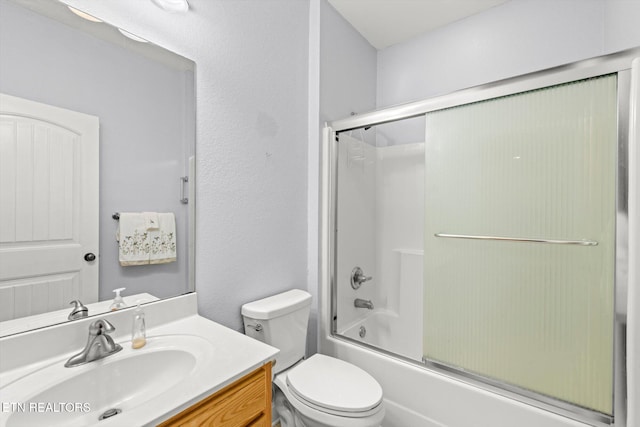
351;266;373;289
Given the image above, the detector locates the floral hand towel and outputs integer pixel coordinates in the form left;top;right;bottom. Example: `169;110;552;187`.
149;213;177;264
117;213;150;266
117;212;176;266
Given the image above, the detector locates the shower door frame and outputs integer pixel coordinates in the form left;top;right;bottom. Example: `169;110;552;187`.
321;47;640;427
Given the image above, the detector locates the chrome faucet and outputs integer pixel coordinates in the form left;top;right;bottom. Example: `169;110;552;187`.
354;298;374;310
351;267;373;289
68;300;88;320
65;319;122;368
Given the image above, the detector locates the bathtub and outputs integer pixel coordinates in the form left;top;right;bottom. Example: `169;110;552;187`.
322;330;602;427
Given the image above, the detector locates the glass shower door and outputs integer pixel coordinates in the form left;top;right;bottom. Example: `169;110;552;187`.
334;117;426;362
422;75;618;415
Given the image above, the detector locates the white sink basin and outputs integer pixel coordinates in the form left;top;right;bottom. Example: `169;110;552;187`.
0;334;215;427
0;301;279;427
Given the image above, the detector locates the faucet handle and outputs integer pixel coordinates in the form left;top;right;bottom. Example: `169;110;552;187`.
350;266;373;289
90;319;116;335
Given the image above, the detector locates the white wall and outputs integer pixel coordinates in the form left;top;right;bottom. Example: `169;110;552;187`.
605;0;640;53
55;0;311;332
319;0;378;123
376;0;640;109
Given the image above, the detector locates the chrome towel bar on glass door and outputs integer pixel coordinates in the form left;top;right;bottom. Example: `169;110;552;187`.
434;233;598;246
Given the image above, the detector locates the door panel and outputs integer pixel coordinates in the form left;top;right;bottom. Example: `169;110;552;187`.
0;94;98;320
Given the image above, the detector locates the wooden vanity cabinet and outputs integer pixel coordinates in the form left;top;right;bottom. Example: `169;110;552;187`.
159;363;272;427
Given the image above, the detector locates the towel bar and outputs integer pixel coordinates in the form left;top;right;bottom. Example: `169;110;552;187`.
434;233;598;246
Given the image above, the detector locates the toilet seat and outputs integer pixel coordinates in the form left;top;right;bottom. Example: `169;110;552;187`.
285;354;383;417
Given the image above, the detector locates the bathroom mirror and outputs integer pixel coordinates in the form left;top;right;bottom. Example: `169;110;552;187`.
0;0;196;336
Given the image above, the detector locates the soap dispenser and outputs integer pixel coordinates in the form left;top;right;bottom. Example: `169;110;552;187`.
131;301;146;349
109;288;127;311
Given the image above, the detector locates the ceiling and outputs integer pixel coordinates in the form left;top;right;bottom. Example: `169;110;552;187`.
327;0;510;50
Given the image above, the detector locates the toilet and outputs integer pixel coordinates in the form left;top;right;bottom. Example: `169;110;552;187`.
242;289;385;427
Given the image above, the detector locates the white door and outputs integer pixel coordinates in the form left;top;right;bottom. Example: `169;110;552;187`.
0;94;99;321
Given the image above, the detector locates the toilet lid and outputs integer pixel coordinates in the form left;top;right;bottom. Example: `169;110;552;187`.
286;354;383;414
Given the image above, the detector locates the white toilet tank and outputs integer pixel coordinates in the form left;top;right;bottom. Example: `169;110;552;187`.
241;289;312;374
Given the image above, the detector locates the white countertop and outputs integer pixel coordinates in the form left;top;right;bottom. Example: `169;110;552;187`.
143;315;279;426
0;294;279;427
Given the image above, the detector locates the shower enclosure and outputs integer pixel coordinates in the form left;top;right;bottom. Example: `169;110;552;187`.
321;48;640;427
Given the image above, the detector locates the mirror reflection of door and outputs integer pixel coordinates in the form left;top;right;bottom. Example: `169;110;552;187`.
0;94;98;321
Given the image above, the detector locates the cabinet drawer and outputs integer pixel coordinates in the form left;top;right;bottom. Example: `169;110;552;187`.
246;413;269;427
159;363;272;427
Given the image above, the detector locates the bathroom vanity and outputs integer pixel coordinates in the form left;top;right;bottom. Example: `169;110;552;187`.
0;294;278;427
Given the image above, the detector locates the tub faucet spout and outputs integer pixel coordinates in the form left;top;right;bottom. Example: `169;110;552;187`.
354;298;374;310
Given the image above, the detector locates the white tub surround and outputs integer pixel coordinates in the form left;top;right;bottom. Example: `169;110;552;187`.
0;293;279;427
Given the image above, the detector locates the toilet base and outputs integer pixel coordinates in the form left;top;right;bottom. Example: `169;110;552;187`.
273;372;385;427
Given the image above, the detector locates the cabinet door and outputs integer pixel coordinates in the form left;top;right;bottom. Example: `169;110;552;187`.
159;363;272;427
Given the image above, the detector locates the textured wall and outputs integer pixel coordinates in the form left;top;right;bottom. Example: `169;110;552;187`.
57;0;310;331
